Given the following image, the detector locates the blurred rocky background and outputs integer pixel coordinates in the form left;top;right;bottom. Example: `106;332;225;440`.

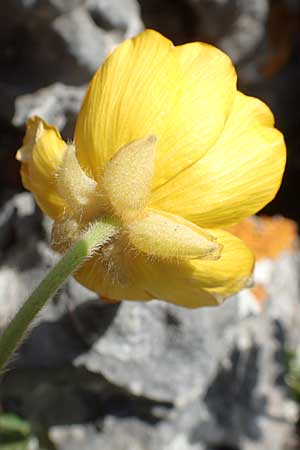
1;0;300;449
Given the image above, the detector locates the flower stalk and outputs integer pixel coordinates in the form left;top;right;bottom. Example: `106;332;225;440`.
0;218;120;372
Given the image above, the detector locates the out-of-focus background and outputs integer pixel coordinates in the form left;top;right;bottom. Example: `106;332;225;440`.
1;1;300;449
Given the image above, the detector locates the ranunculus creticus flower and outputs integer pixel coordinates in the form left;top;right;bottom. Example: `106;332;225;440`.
16;30;286;308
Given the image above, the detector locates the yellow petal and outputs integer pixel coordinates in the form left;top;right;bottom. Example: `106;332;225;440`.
137;228;254;307
74;241;153;301
103;136;156;219
127;210;222;260
74;239;215;305
150;92;286;227
16;116;67;219
153;41;237;188
74;228;252;307
75;29;181;179
75;30;236;186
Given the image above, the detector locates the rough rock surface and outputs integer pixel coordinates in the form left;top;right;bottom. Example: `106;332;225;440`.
0;0;143;141
139;0;269;63
12;84;86;136
0;192;299;450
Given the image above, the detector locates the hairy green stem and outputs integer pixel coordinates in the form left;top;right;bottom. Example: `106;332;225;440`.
0;218;120;372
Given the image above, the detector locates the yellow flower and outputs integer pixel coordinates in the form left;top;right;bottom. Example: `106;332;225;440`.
16;30;286;308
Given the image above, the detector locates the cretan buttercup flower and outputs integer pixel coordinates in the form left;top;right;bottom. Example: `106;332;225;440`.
16;29;286;308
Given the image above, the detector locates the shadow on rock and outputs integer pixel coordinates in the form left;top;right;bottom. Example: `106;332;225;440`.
203;344;266;445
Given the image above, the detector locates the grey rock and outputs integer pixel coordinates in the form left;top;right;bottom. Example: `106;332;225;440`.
0;192;51;330
139;0;268;64
0;0;143;137
0;194;16;254
49;421;205;450
186;0;269;64
52;7;114;76
74;300;236;405
86;0;143;38
13;83;86;134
